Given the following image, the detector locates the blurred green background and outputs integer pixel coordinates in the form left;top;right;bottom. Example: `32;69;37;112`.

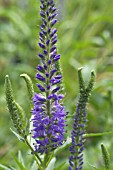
0;0;113;169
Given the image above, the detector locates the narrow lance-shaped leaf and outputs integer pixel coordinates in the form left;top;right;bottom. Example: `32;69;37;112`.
5;75;27;138
101;144;111;170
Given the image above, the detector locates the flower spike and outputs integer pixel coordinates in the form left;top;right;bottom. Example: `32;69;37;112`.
31;0;66;154
68;69;95;170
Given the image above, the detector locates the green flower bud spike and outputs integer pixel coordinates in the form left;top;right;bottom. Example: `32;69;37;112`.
20;73;34;104
78;68;95;105
101;144;111;170
69;68;95;170
5;75;27;138
55;60;65;94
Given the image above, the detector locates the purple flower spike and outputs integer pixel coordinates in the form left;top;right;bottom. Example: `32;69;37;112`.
68;94;88;170
31;0;67;154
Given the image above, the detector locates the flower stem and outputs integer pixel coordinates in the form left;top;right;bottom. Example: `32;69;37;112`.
25;138;42;169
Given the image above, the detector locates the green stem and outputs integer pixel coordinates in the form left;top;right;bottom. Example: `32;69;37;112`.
25;138;42;169
84;131;113;138
46;152;54;167
55;131;113;156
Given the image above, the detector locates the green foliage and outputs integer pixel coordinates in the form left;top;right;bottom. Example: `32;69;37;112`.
46;158;56;170
0;0;113;169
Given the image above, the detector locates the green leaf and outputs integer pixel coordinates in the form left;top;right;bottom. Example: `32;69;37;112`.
30;161;38;170
0;164;16;170
46;157;56;170
54;132;112;157
18;151;25;168
10;128;24;142
54;138;71;156
0;7;31;36
101;144;111;170
12;154;26;170
84;131;113;138
87;162;99;169
54;162;67;170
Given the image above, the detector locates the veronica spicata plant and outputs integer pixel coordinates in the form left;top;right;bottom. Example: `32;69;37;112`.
31;0;66;155
5;0;113;170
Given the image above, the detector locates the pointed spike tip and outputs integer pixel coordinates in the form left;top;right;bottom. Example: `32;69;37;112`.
91;70;95;76
101;143;110;170
20;73;27;77
5;75;9;78
78;67;83;71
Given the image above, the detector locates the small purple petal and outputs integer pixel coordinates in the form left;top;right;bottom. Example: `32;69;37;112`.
52;39;57;45
50;28;57;37
36;73;45;82
55;75;62;79
50;46;56;53
44;64;47;70
46;85;50;90
37;84;45;92
51;19;57;27
52;86;60;93
48;28;51;33
46;73;49;77
54;54;60;61
50;69;57;77
38;42;45;49
48;60;51;65
34;93;46;102
36;65;45;73
40;11;45;18
39;32;45;39
42;18;47;25
44;49;48;55
38;53;44;59
46;39;50;46
51;13;57;19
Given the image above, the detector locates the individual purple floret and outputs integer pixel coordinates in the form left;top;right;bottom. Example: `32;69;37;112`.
31;0;66;154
